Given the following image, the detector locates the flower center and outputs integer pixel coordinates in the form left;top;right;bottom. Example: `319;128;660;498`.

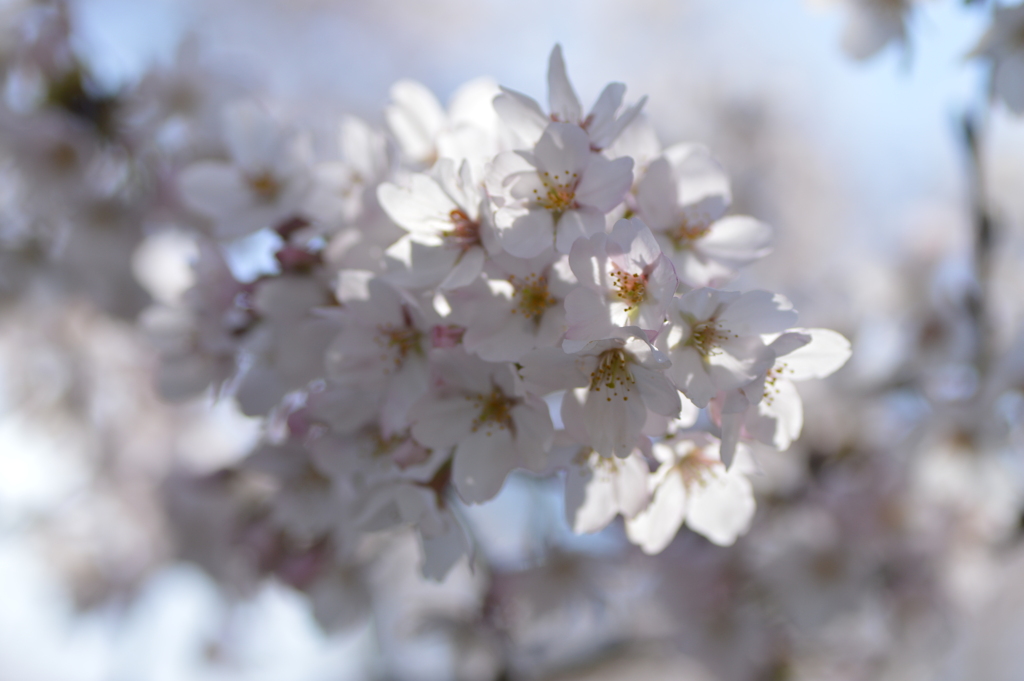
469;387;517;434
510;273;556;322
534;169;579;215
686;319;733;357
589;348;635;402
667;216;711;250
442;208;481;251
247;170;282;202
611;266;647;312
375;323;423;370
676;449;719;488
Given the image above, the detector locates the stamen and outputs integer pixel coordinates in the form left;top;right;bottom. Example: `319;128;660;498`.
510;273;556;322
610;266;647;312
532;169;579;216
686;319;737;358
589;348;635;403
374;321;423;371
247;171;282;202
469;387;518;435
442;208;482;251
667;215;711;250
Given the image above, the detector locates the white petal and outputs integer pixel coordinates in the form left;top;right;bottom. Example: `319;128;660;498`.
635;157;680;231
686;471;755;546
625;468;687;555
453;427;517;504
668;347;715;408
547;45;583;124
697;216;773;264
493;88;548;144
497;208;554;258
632;364;682;417
519;347;589;390
377;175;456;236
410;396;476;449
761;378;803;450
575;155;634;213
555;206;605;254
179;162;252;220
776;328;852;380
719;290;798;335
663;143;731;210
419;510;469;581
564;286;615;346
439;247;486;290
224;102;286;173
565;462;618;534
583;379;646;457
511;399;555;472
385;79;445;163
533;123;592;178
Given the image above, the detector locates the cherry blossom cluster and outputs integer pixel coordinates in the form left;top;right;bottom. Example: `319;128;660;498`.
155;45;851;579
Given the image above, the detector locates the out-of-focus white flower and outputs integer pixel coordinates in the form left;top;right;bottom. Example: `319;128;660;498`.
819;0;918;61
385;77;504;174
634;144;771;288
563;217;677;351
626;434;756;553
178;102;313;240
494;44;647;151
971;3;1024;114
488;121;633;257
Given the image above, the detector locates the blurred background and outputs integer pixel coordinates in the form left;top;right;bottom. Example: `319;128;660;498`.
3;0;1024;679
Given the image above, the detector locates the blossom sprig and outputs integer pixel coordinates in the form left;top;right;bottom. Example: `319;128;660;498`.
149;44;851;580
